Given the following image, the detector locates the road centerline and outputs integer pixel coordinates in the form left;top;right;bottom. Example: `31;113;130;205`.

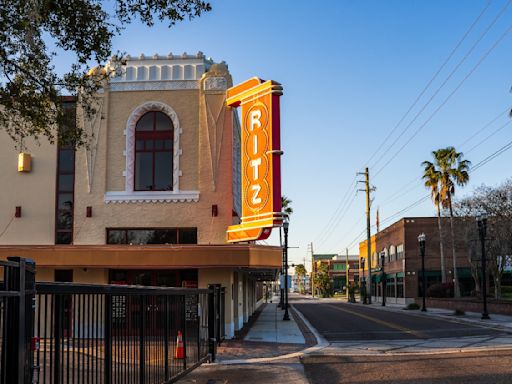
326;304;428;339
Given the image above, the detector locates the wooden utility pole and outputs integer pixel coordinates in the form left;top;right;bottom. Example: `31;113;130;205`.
346;248;349;300
365;168;372;304
358;167;372;304
310;242;315;298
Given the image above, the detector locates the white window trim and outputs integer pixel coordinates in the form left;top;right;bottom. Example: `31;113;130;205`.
104;100;199;204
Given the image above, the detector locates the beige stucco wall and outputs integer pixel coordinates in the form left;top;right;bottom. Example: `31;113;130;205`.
73;64;235;245
198;268;235;338
35;267;109;283
0;134;56;244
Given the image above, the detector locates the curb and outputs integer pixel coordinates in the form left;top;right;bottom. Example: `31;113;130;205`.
216;304;329;365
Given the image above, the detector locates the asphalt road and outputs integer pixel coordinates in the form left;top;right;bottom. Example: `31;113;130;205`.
302;350;512;384
293;301;503;341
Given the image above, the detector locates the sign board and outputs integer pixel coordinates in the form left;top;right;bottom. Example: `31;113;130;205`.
226;78;285;242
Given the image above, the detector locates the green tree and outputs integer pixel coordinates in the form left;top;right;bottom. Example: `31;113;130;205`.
422;147;470;297
0;0;211;146
294;264;307;293
315;263;333;298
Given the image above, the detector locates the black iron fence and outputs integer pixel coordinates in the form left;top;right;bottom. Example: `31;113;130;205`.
0;258;226;384
0;257;37;384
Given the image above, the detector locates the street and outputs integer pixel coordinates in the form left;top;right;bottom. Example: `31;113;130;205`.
293;300;503;341
302;350;512;384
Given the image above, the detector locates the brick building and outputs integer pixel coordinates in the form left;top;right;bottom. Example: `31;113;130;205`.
359;217;474;304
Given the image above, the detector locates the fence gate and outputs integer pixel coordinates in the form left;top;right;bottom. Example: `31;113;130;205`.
0;258;219;384
0;257;37;384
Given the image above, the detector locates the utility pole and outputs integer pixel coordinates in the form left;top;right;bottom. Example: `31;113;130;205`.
346;248;349;301
310;242;315;298
358;167;372;304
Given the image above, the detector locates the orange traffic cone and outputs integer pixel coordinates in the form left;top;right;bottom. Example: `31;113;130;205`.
175;330;185;359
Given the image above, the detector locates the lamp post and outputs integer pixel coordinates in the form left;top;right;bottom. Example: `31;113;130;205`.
380;252;386;306
360;257;366;304
477;214;490;320
283;220;290;321
418;233;427;312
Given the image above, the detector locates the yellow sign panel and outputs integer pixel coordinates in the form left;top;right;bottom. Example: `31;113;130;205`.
226;78;285;242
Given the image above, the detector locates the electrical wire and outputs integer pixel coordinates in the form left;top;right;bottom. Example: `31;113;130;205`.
313;176;358;245
345;136;512;252
465;120;512;154
364;0;493;168
373;21;512;179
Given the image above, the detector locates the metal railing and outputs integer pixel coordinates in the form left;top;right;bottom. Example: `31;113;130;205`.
0;257;37;384
0;257;226;384
34;283;211;384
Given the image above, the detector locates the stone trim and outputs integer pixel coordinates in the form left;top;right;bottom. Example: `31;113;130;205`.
120;101;182;201
104;191;199;204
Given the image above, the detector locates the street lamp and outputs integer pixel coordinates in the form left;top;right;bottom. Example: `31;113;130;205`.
360;257;366;304
380;252;386;306
283;220;290;321
418;233;427;312
477;214;490;320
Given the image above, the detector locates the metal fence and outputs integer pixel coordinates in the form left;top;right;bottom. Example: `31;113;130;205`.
0;257;226;384
0;257;37;384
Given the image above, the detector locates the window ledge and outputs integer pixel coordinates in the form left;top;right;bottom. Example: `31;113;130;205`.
105;191;199;204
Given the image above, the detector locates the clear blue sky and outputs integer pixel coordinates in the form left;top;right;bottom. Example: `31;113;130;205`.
70;1;512;268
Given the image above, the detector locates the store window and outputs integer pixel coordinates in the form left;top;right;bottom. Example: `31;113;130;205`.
107;228;197;245
396;244;404;260
134;111;174;191
396;276;404;298
389;245;396;262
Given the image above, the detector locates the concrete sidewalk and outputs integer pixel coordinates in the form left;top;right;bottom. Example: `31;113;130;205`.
176;295;512;383
244;298;306;344
176;296;313;383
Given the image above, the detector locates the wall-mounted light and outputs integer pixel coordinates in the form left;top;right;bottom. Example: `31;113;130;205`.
86;206;92;217
15;206;22;218
18;153;32;172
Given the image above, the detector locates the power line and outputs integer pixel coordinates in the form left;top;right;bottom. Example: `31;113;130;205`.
347;136;512;252
313;176;358;245
377;107;512;208
458;107;511;149
316;190;358;250
373;21;512;179
369;0;508;172
364;0;493;168
465;120;512;154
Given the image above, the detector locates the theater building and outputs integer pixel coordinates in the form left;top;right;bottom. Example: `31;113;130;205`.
0;53;282;338
359;217;473;304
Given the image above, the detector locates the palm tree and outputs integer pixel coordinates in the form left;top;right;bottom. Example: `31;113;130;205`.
422;160;446;283
422;147;470;297
281;195;293;217
280;195;293;246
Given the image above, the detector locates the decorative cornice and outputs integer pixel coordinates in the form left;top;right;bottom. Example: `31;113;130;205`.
104;191;199;204
110;80;199;92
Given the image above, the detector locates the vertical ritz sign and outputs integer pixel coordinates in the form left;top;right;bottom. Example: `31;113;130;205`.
226;78;285;242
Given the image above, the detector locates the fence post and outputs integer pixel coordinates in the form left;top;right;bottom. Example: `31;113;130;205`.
104;295;112;384
207;287;216;362
53;295;62;384
5;257;36;384
139;295;146;384
164;296;169;381
182;294;187;371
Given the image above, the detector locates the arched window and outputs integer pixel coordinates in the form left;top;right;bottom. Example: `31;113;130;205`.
134;111;174;191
